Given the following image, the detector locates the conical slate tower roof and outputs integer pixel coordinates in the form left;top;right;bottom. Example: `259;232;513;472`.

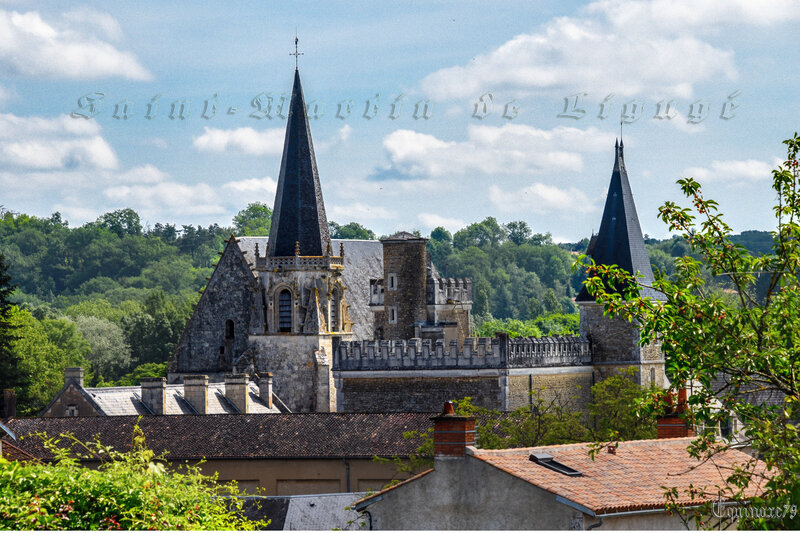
577;140;661;302
267;69;331;257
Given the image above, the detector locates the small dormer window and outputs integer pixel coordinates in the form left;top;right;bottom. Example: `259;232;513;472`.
388;273;397;291
66;405;79;417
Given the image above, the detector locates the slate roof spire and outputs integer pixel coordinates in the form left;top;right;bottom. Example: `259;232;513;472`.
267;69;331;257
577;140;661;301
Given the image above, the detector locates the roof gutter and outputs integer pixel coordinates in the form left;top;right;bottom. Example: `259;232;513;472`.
556;495;708;520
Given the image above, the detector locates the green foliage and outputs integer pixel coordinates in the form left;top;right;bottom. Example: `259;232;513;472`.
329;221;376;240
0;424;267;530
74;316;131;381
233;202;272;236
578;134;800;529
0;252;24;392
9;308;91;415
96;208;143;238
475;313;579;338
589;368;657;441
100;362;167;387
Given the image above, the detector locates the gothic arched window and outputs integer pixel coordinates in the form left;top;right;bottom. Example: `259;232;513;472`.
278;290;292;332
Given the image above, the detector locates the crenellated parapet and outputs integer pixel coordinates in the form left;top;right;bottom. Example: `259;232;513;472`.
427;277;472;305
334;334;591;371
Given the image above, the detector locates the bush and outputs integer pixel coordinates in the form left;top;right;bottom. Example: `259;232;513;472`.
0;424;267;530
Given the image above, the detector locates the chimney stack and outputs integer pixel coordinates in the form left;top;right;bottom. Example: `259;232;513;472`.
183;375;209;414
0;389;15;419
225;374;250;413
141;378;167;415
431;401;475;457
258;373;273;409
657;389;695;439
65;367;84;388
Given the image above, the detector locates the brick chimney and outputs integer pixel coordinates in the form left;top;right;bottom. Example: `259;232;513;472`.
258;373;273;409
431;401;476;457
183;375;209;414
65;367;84;388
657;389;695;438
141;378;167;415
0;389;15;419
225;374;250;413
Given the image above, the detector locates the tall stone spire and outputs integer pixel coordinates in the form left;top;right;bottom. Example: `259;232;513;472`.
267;69;331;257
577;140;660;301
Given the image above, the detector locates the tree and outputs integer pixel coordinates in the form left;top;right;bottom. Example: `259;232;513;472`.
97;208;142;238
504;220;532;246
329;221;376;240
579;134;800;528
0;425;267;529
75;316;132;380
0;252;25;393
233;202;272;236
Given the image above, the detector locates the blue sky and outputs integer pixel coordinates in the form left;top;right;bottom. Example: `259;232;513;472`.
1;1;798;241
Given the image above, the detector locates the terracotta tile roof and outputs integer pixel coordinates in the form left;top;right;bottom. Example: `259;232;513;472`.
470;437;768;515
1;439;39;462
7;413;431;461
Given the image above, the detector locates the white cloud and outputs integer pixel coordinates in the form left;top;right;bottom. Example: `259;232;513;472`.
587;0;800;34
221;176;278;198
104;181;224;218
683;158;777;182
418;213;465;232
420;0;750;100
193;126;284;155
61;7;123;41
0;112;117;170
382;124;609;179
316;125;352;153
329;202;395;221
0;9;152;80
117;164;167;184
489;183;596;215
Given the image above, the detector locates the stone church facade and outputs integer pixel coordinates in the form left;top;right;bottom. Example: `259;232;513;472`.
168;67;666;414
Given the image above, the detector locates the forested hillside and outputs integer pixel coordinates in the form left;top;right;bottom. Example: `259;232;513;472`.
0;204;774;415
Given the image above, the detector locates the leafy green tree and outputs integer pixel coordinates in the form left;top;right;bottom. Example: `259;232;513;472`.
96;208;143;238
504;220;532;246
10;309;91;414
329;221;376;240
75;316;132;381
0;252;25;393
0;425;267;530
579;134;800;528
100;362;166;387
589;369;657;441
233;202;272;236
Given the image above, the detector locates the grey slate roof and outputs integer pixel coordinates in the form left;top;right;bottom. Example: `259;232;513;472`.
83;382;279;415
577;140;663;301
241;493;368;530
237;237;383;341
267;69;331;258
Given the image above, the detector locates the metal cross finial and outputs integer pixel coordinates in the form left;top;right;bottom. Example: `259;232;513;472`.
290;33;304;70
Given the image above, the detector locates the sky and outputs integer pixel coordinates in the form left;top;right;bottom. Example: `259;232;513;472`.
1;1;798;242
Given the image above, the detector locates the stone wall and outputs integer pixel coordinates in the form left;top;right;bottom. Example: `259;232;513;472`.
337;375;502;412
250;335;334;412
506;368;593;412
171;239;256;376
381;237;427;340
579;302;641;363
41;383;102;417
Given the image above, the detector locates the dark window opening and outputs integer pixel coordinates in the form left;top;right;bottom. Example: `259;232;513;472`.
330;291;339;332
278;290;292;332
225;319;234;339
530;453;582;477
